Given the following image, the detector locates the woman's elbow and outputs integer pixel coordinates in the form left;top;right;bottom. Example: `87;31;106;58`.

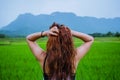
26;35;31;42
90;36;94;42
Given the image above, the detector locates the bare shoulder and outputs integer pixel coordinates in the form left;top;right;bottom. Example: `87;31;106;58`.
75;40;94;66
38;51;46;68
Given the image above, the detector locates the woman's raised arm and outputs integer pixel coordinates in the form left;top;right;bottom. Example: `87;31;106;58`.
71;30;94;62
26;27;59;64
26;31;47;63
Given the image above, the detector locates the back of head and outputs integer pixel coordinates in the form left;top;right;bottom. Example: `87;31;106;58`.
46;23;76;80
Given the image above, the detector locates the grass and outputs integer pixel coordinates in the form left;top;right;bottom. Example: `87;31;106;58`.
0;37;120;80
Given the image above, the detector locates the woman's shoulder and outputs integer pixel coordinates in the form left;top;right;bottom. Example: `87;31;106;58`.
38;51;46;68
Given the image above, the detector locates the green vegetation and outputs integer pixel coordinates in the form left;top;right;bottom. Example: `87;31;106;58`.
0;37;120;80
1;31;120;38
90;32;120;37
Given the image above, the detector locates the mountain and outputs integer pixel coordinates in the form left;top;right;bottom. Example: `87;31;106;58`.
0;12;120;36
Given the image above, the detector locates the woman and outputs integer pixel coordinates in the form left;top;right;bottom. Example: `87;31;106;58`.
26;23;94;80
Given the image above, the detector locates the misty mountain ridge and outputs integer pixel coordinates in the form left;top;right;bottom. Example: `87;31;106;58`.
0;12;120;36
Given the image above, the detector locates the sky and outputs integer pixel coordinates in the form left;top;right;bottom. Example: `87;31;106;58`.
0;0;120;28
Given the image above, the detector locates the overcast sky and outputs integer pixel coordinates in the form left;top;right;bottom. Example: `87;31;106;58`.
0;0;120;28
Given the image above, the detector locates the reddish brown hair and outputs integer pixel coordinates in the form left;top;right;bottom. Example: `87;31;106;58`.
45;23;76;80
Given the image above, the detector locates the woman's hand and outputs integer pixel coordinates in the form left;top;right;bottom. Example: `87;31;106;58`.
43;26;59;36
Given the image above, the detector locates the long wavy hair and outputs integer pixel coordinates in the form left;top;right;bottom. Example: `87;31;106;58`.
45;23;76;80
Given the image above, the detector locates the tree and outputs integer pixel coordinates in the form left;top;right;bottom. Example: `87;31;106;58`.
91;33;103;37
106;31;114;37
115;32;120;37
0;34;6;38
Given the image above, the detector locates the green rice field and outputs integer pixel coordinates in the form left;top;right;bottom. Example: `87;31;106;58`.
0;37;120;80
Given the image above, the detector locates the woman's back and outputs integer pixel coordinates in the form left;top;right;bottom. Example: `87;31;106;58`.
43;26;77;80
26;22;94;80
43;54;76;80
